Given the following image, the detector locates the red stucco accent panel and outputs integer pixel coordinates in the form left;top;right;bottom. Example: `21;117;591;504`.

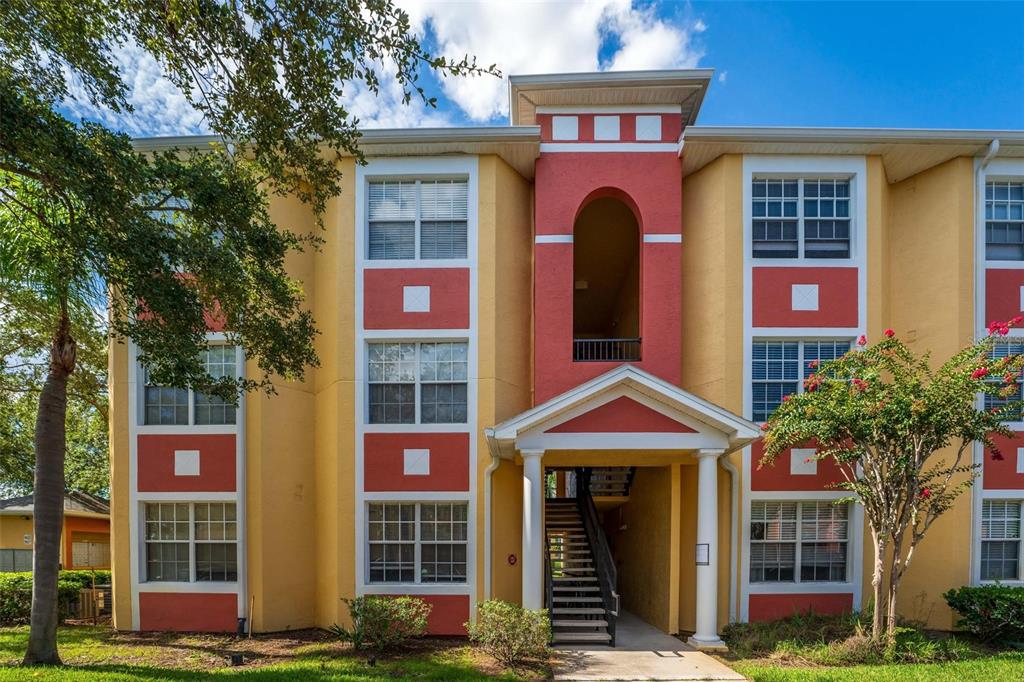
363;433;470;492
137;434;236;492
363;268;470;330
984;432;1024;490
546;396;696;433
985;269;1024;325
536;114;680;143
752;267;859;328
748;593;853;622
750;441;846;491
139;592;237;632
379;594;469;635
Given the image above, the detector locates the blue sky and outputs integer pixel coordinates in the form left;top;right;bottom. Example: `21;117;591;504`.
65;1;1023;137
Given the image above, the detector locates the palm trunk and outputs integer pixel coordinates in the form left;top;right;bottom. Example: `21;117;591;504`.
23;312;75;666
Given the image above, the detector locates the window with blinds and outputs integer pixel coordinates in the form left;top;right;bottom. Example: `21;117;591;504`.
981;500;1021;581
750;500;849;584
367;179;468;260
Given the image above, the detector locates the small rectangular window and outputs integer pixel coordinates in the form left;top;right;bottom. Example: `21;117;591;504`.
751;340;851;422
367;502;468;584
142;345;238;426
367;180;468;260
981;500;1021;581
143;502;237;583
985;181;1024;261
752;177;852;259
367;341;468;424
750;501;849;584
0;549;32;573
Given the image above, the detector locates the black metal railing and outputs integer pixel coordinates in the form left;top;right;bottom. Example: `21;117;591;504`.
572;338;641;363
575;468;619;646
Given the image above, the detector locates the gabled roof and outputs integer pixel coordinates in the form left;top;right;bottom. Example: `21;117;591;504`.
0;491;110;517
485;365;760;458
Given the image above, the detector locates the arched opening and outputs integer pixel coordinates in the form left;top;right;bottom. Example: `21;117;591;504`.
572;195;641;362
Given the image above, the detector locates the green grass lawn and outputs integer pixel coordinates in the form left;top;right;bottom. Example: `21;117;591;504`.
729;653;1024;681
0;626;545;681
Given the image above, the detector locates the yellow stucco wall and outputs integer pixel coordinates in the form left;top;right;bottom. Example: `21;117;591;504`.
679;154;745;628
0;516;33;550
246;189;320;631
477;155;534;605
609;466;675;632
109;334;131;628
885;156;976;629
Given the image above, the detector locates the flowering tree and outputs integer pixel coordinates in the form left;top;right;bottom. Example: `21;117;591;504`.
761;322;1024;641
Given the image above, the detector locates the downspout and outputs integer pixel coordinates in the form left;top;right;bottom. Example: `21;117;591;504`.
719;454;740;623
482;429;501;600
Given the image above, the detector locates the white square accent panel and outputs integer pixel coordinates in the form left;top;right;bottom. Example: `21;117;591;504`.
593;115;621;141
791;284;820;312
552;116;579;141
174;450;201;477
1019;286;1024;313
1017;448;1024;475
402;285;431;313
790;449;818;476
403;449;430;476
635;115;663;141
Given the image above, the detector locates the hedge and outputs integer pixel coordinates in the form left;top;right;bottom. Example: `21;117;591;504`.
0;570;111;625
945;585;1024;646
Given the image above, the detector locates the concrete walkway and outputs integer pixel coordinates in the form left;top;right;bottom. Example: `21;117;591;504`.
553;611;744;681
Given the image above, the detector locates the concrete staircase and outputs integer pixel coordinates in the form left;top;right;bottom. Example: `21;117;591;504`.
545;498;613;644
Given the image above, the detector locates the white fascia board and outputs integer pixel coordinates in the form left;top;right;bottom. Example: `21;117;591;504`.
683;126;1024;145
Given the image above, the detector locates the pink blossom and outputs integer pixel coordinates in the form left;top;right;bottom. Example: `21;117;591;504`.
852;378;869;391
972;367;990;379
918;488;932;499
857;335;867;346
884;328;895;337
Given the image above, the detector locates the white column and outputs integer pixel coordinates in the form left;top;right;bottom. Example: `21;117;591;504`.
689;449;727;649
521;449;545;610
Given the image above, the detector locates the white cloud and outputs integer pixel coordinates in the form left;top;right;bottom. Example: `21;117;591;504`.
401;0;706;121
718;71;727;83
61;2;708;134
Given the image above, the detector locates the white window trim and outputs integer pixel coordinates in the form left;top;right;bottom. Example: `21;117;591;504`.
136;339;240;430
365;340;470;427
364;501;469;587
364;176;470;265
140;501;238;586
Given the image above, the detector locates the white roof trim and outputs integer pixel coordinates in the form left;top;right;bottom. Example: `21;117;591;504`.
485;365;760;458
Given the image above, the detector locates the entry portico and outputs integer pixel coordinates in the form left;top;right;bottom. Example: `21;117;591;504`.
486;366;760;648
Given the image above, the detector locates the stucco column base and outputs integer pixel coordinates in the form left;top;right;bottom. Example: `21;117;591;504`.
687;634;729;651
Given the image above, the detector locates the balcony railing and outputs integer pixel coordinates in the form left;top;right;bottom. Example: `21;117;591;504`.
572;338;641;363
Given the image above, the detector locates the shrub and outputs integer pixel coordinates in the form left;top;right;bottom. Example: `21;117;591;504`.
329;596;431;656
722;610;864;658
945;585;1024;646
465;600;550;668
0;572;86;625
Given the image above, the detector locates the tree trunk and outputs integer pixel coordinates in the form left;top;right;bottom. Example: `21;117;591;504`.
23;313;75;666
885;535;905;636
870;531;886;641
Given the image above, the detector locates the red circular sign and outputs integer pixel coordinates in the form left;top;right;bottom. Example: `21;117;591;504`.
507;553;517;566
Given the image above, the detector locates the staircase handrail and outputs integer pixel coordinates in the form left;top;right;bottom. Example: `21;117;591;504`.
575;468;618;646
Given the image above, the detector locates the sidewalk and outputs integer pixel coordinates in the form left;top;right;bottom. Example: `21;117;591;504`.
553;611;744;681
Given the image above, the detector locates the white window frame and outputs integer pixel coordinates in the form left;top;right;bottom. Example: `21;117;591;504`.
365;501;469;586
750;176;855;261
983;178;1024;262
365;340;469;426
141;501;238;584
365;177;470;262
749;500;852;586
977;497;1024;584
138;342;241;428
750;338;854;423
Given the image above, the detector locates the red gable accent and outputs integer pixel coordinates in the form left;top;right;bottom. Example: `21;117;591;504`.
545;396;696;433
